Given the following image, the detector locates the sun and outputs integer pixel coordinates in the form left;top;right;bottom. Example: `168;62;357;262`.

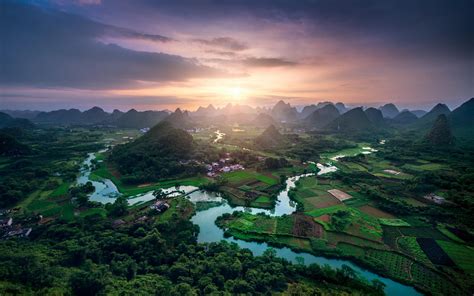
230;87;242;100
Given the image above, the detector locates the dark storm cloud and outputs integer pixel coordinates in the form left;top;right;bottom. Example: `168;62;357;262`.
192;37;248;51
0;2;221;89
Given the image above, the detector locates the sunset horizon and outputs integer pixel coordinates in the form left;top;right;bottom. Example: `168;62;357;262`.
1;1;472;111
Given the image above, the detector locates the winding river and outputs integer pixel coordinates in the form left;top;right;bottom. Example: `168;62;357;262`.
77;148;421;296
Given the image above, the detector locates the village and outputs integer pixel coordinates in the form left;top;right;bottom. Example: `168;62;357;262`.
0;209;32;239
205;153;245;177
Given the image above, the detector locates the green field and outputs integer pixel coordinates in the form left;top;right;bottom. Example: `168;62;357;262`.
397;236;433;266
437;240;474;274
222;170;278;185
379;218;411;226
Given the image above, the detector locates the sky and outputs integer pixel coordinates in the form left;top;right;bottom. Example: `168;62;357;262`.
1;0;473;111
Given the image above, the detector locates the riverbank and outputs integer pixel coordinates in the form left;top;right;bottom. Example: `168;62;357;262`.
77;147;425;296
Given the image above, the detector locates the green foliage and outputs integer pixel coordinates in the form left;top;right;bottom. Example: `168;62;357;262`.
263;157;290;169
69;182;95;206
0;132;31;156
0;216;383;296
106;196;128;217
110;122;205;184
424;114;454;146
332;210;352;231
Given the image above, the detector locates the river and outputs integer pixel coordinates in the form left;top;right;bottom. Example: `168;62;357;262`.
77;147;421;296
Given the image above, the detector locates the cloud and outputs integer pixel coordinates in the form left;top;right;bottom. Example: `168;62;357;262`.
203;57;297;69
242;57;297;68
205;50;237;57
192;37;248;51
107;26;173;43
117;0;472;59
0;2;221;89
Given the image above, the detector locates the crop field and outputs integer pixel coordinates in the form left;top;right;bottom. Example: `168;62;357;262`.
49;181;72;198
218;170;281;208
292;176;373;212
445;226;474;243
292;215;324;237
382;226;402;249
223;170;278;186
358;205;395;218
226;213;277;234
327;189;353;201
365;249;412;281
401;162;446;172
306;204;347;217
320;145;368;161
275;216;294;235
437;225;465;243
410;262;463;295
337;242;365;257
305;194;341;210
331;240;465;295
397;236;433;266
417;238;455;266
326;232;383;249
338;154;413;180
378;218;411;226
251;195;273;207
20;182;76;221
437;240;474;274
308;206;383;241
399;227;448;240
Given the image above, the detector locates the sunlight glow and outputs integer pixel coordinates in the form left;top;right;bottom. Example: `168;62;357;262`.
230;87;243;100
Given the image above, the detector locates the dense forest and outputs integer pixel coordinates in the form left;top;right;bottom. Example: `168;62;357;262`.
0;212;385;295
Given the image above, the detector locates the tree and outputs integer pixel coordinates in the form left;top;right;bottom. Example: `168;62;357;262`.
371;279;386;293
341;264;357;279
70;269;106;296
153;189;167;199
107;196;128;217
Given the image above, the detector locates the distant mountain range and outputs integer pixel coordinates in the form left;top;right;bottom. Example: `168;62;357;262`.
2;99;472;141
3;107;169;128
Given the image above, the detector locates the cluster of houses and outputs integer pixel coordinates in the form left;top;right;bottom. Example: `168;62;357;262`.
0;211;32;239
186;127;206;133
205;155;245;177
150;200;170;213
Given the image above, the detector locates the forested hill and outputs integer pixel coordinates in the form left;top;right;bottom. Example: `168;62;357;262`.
0;112;34;129
110;121;200;184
